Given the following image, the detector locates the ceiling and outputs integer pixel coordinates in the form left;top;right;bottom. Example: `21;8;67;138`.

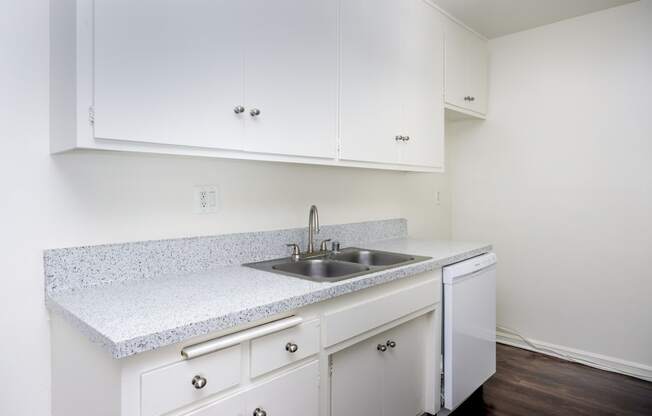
431;0;638;38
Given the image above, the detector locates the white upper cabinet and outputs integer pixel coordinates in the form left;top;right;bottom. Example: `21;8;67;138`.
340;0;445;168
444;18;488;117
94;0;245;150
340;0;404;165
94;0;337;159
52;0;476;172
399;0;445;168
244;0;338;158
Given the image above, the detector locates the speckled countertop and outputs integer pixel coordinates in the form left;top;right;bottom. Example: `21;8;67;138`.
45;220;491;359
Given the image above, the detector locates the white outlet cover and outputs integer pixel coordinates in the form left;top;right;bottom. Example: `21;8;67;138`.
194;185;220;214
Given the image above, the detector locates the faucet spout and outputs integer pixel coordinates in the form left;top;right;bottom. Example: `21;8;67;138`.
307;205;320;254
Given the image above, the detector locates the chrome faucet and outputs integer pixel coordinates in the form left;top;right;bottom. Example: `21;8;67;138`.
307;205;320;254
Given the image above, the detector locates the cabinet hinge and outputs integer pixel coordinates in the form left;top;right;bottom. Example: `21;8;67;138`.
88;106;95;126
440;372;445;407
329;356;334;377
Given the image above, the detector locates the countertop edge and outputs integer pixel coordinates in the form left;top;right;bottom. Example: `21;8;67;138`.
49;244;492;359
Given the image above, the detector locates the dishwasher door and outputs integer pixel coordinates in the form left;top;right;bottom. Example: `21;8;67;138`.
443;253;497;410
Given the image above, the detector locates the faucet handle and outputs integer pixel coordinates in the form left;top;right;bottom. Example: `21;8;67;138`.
319;239;332;252
286;243;300;253
286;243;301;261
331;240;341;252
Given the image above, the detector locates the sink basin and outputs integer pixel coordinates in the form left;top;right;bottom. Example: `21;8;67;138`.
273;259;370;281
244;247;431;283
331;248;415;266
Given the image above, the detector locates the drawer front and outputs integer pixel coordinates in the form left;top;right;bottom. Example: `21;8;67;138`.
182;391;243;416
141;345;241;416
323;278;438;347
250;319;320;378
245;361;319;416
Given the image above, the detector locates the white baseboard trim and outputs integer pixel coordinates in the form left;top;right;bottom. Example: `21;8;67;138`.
496;329;652;382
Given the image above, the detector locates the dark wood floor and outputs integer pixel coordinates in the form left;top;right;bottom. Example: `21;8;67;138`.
447;344;652;416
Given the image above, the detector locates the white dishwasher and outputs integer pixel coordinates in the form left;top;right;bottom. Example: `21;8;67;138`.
442;252;497;411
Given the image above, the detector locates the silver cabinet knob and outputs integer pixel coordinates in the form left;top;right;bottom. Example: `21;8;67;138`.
395;135;404;141
377;344;387;352
191;375;207;389
404;136;410;142
253;408;267;416
250;108;261;117
285;342;299;353
233;105;245;114
386;340;397;348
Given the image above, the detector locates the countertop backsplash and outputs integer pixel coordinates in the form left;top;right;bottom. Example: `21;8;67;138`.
44;218;408;295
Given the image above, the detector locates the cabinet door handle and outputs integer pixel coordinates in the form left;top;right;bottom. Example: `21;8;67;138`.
250;108;261;117
233;105;245;114
285;342;299;353
395;135;404;141
377;344;387;352
253;408;267;416
403;136;410;142
191;375;207;389
386;340;397;348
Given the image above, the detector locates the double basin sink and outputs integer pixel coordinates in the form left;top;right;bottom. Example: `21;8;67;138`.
245;247;431;283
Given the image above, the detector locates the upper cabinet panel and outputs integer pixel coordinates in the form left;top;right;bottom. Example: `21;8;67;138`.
399;0;445;168
243;0;338;159
52;0;460;172
444;18;488;118
339;0;404;164
340;0;445;168
94;0;245;150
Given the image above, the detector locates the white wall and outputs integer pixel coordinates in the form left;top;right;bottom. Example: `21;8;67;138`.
449;1;652;370
0;2;449;414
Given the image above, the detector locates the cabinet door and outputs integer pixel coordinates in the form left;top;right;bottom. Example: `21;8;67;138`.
399;0;445;168
466;32;488;115
382;316;428;416
244;0;338;159
340;0;403;164
93;0;245;150
244;361;319;416
444;18;469;110
331;335;384;416
444;18;487;115
183;393;244;416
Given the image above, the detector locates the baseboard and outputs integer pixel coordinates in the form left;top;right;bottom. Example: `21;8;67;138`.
496;329;652;382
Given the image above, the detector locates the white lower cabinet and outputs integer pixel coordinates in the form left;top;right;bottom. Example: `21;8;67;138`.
331;315;429;416
185;361;319;416
50;272;442;416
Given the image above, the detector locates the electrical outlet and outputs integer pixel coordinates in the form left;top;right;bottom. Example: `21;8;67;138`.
194;185;220;214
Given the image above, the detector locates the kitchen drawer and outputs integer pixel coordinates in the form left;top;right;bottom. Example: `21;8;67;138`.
141;344;241;416
323;277;438;347
184;361;319;416
245;361;319;416
250;318;320;378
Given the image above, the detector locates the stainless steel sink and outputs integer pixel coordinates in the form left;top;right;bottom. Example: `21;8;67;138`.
331;248;415;266
273;259;370;280
245;247;431;283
